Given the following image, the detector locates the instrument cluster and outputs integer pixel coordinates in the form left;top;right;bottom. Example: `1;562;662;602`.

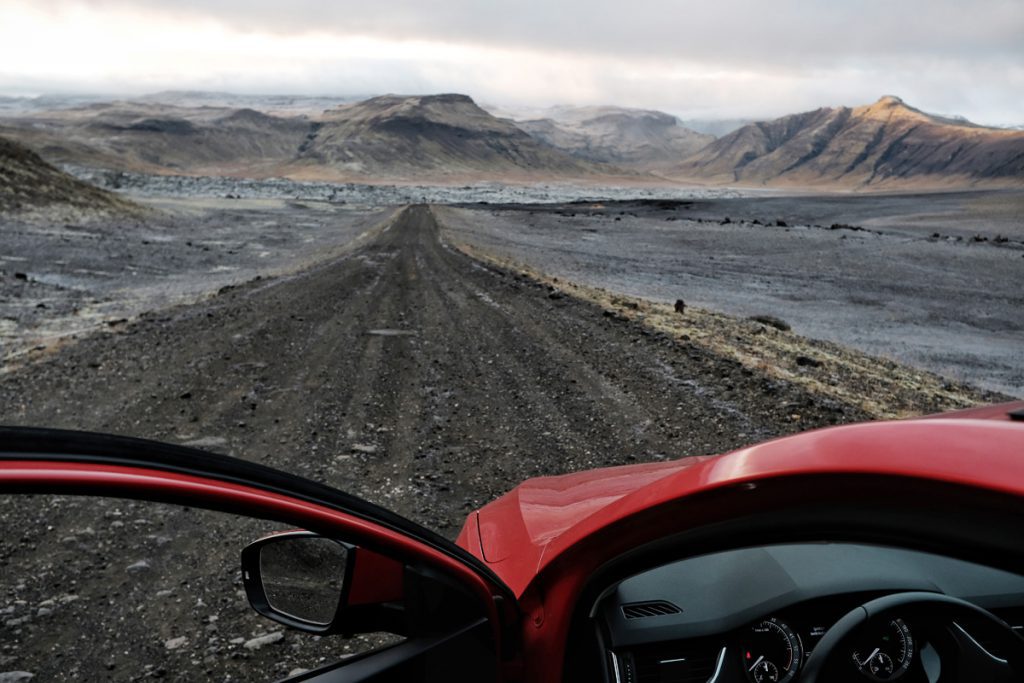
740;611;915;682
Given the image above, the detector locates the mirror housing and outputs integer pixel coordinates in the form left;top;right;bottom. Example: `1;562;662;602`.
242;531;407;635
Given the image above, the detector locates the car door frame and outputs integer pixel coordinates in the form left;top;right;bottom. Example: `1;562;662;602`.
0;426;523;682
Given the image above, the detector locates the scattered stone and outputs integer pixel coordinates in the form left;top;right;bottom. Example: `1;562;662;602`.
181;436;227;448
13;272;27;281
748;315;791;332
367;329;417;336
243;632;284;650
126;559;151;573
795;355;823;368
351;444;378;455
164;637;188;650
775;219;787;227
0;673;34;682
548;290;564;300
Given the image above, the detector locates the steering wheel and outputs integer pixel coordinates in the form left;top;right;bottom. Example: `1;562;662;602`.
801;591;1024;682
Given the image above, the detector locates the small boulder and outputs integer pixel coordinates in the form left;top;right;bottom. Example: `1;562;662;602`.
164;636;188;650
243;632;284;651
0;673;34;682
126;560;151;573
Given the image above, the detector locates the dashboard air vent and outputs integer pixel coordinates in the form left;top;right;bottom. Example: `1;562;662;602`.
962;607;1024;658
628;641;723;683
622;600;683;619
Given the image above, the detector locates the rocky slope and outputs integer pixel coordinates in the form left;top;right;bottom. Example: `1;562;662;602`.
288;94;604;180
0;135;138;215
0;101;313;177
671;96;1024;189
512;105;713;171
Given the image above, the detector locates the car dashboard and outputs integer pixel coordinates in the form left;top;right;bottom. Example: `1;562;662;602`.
595;544;1024;683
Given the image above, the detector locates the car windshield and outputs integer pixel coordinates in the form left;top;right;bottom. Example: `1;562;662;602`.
1;1;1021;681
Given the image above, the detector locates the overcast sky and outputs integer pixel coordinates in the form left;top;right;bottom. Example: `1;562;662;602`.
1;0;1022;125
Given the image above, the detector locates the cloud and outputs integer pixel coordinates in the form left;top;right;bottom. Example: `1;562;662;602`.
38;0;1022;64
2;0;1022;125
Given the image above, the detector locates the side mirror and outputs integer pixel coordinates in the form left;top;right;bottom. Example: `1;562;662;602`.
242;531;406;635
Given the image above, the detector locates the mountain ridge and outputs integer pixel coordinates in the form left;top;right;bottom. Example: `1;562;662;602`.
670;96;1024;188
0;94;617;182
503;104;714;171
0;93;1020;189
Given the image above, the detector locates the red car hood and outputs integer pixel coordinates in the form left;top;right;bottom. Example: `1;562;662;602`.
457;401;1024;596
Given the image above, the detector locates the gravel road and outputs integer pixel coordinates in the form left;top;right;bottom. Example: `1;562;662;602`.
0;206;858;681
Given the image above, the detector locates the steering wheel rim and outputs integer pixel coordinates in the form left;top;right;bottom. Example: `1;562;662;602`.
800;591;1024;683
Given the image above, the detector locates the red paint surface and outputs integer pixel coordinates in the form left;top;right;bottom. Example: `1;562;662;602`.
347;548;405;606
471;406;1024;681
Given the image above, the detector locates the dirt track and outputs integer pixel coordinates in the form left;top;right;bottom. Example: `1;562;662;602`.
0;206;858;681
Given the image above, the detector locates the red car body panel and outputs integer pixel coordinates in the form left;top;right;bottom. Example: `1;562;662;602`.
460;406;1024;682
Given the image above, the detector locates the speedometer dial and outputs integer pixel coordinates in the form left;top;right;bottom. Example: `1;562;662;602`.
851;618;914;680
742;617;803;683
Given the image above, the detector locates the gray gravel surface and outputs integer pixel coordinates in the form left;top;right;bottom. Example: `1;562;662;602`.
438;195;1024;396
1;200;396;368
0;206;860;681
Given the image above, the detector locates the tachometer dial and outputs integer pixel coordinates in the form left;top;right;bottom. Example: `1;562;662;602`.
851;618;914;680
742;617;803;683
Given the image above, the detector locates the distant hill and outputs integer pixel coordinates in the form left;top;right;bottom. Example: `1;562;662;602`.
0;135;138;215
287;94;607;180
507;105;713;172
0;101;313;176
0;94;615;182
671;96;1024;189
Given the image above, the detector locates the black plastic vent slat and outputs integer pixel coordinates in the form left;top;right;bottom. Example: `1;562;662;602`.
630;643;719;683
622;600;682;619
966;607;1024;657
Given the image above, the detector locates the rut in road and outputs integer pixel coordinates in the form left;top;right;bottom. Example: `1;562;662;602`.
1;205;854;531
0;205;856;682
